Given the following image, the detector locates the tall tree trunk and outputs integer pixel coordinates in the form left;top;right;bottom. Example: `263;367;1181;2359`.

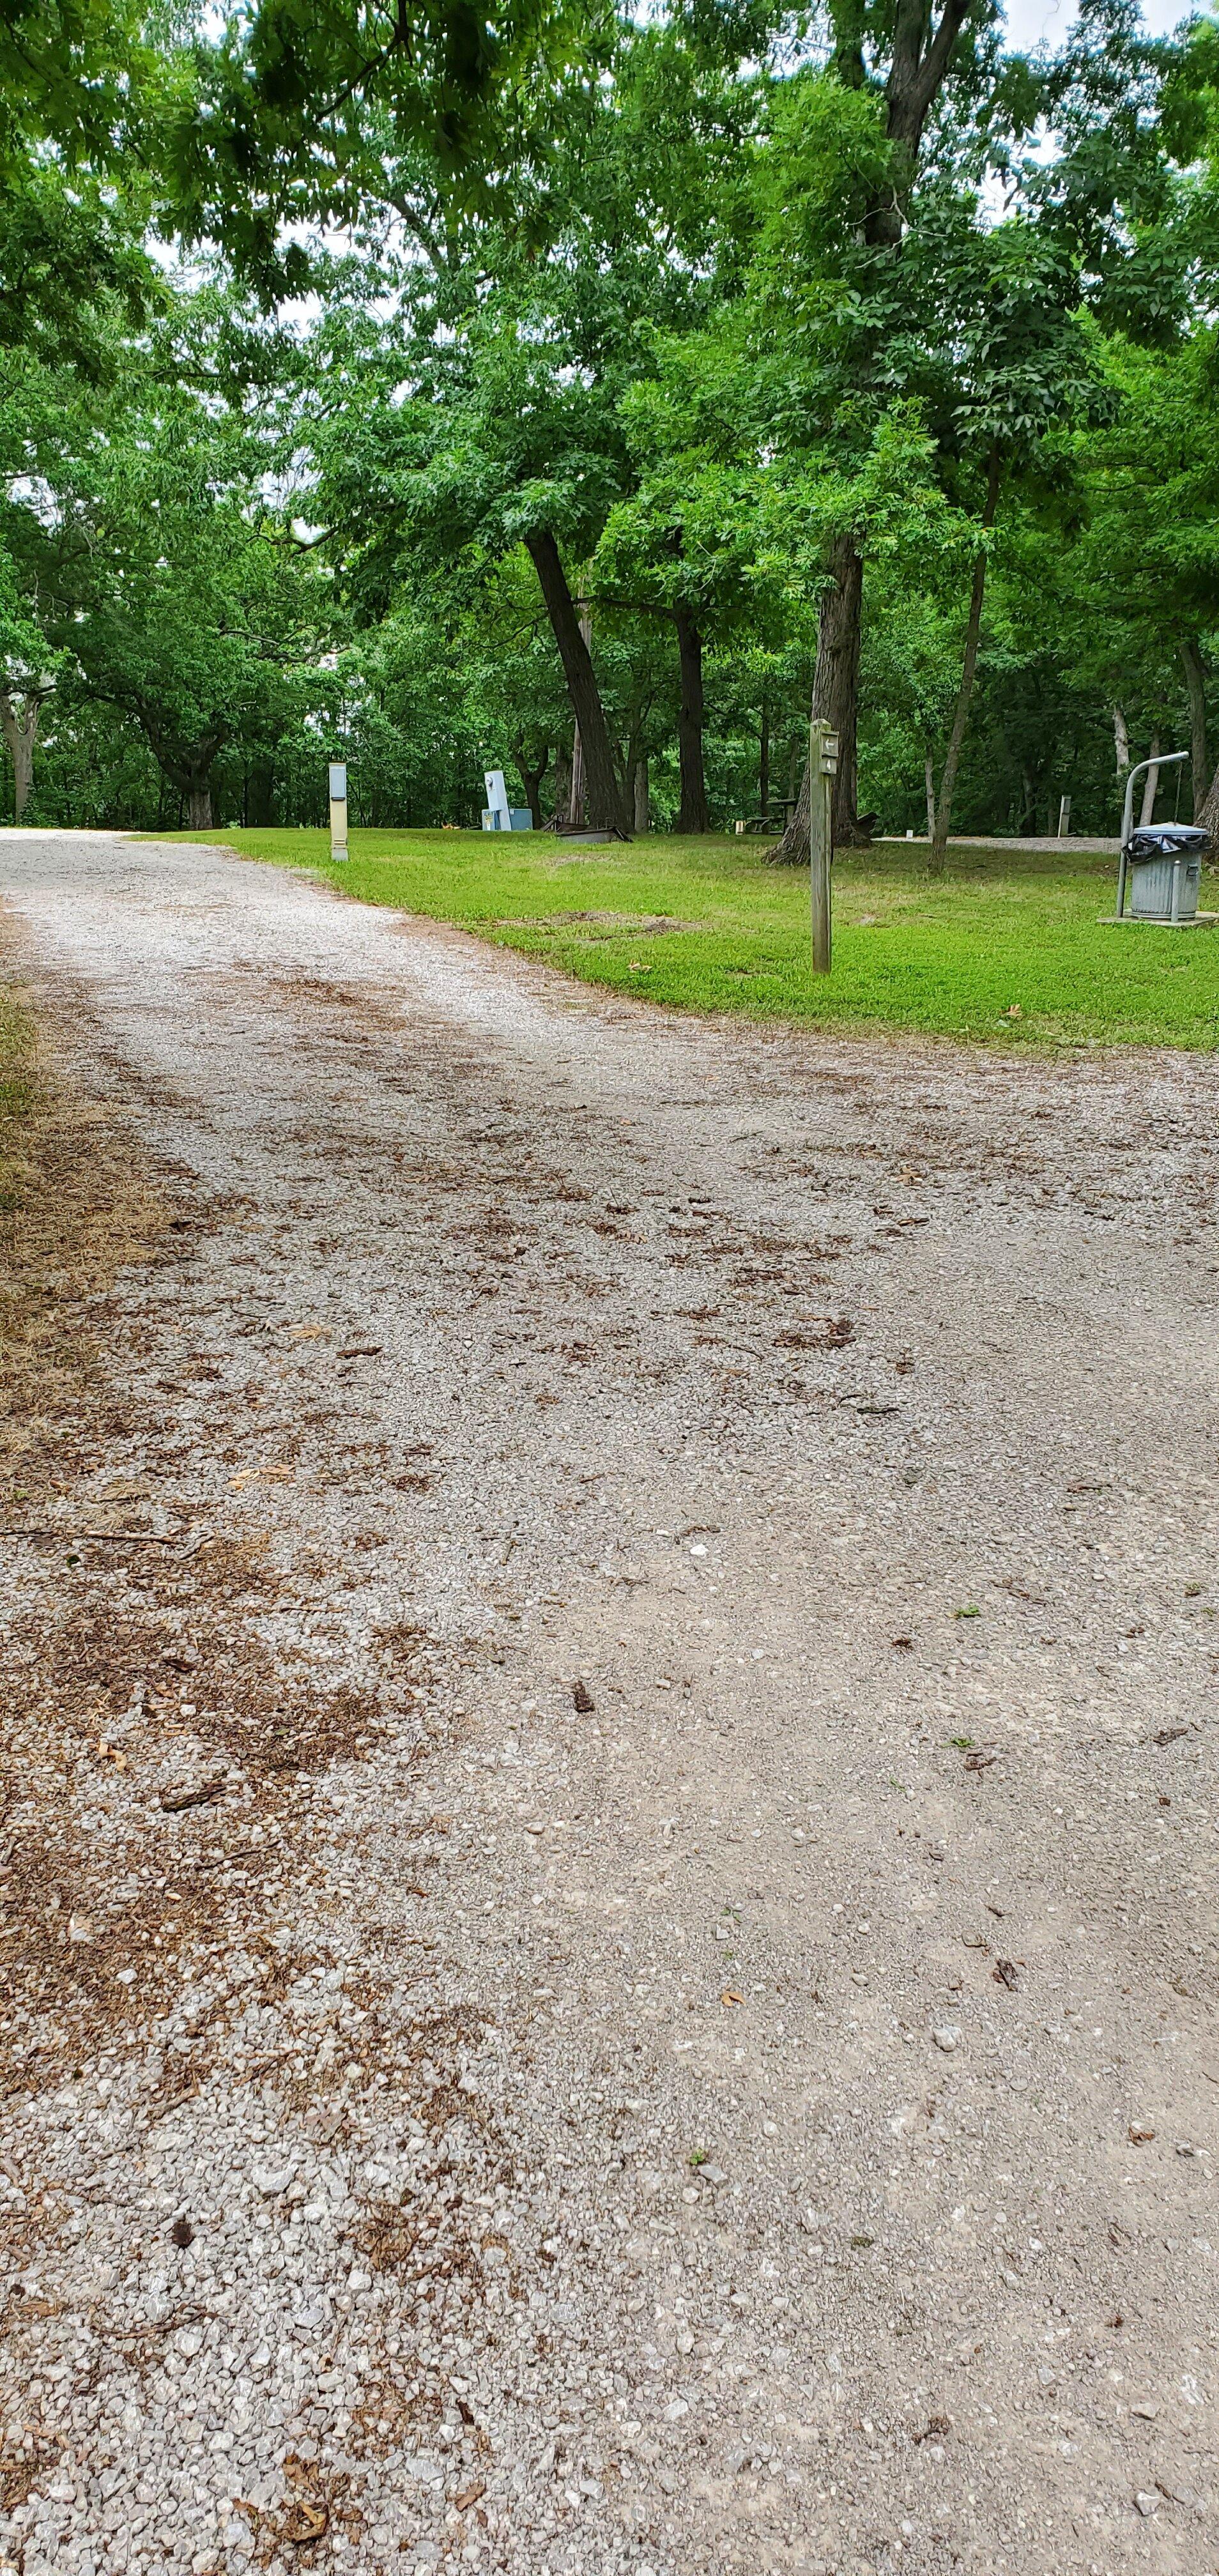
0;688;46;822
568;725;586;828
9;729;33;822
1112;704;1130;776
514;744;549;831
525;532;629;835
631;755;650;834
569;606;591;826
925;753;937;841
1138;735;1160;827
247;755;275;827
863;0;979;245
930;446;1002;874
767;537;864;864
138;715;223;833
552;741;572;827
759;693;770;817
674;611;712;834
1181;638;1209;819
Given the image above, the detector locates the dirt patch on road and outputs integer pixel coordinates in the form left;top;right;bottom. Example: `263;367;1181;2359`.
0;946;442;2114
0;944;173;1483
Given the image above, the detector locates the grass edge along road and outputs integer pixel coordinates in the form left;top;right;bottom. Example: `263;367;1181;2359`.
141;827;1219;1050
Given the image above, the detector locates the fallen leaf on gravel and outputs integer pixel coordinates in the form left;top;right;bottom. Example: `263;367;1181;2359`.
1154;1726;1192;1746
283;2497;328;2543
992;1958;1018;1989
572;1680;595;1713
286;1324;325;1340
303;2110;345;2145
1128;2123;1156;2144
455;2481;486;2511
339;1345;383;1360
775;1317;854;1351
964;1749;997;1774
962;1934;990;1952
97;1739;128;1769
160;1779;227;1813
171;2218;194;2248
229;1465;293;1490
913;2414;951;2442
721;1989;743;2007
891;1634;914;1650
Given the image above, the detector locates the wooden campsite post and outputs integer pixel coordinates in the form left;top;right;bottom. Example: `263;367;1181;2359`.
809;719;838;974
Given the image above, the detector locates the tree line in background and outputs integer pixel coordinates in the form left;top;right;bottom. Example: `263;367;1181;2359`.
3;0;1219;861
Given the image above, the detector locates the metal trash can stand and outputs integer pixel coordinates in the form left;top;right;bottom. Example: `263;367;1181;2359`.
1125;824;1206;923
1107;749;1217;928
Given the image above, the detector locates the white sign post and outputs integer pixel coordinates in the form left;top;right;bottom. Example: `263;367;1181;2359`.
328;761;349;862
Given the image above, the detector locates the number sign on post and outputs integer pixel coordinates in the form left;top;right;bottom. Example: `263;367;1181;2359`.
328;762;348;862
809;720;838;974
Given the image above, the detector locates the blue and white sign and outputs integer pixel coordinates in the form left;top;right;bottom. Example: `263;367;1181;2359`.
328;762;348;803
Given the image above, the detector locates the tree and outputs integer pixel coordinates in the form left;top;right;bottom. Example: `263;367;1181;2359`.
169;0;604;302
0;584;56;821
894;211;1103;868
593;325;808;833
758;0;1008;861
10;358;327;827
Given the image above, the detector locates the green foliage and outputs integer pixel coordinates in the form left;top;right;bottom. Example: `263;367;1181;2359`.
170;0;609;295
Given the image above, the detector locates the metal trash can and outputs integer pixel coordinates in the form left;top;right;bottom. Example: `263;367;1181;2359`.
1121;822;1208;923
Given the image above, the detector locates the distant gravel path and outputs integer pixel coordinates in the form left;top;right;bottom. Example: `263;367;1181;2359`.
2;829;1217;2576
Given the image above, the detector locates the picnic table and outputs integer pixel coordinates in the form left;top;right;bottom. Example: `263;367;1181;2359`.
737;797;798;836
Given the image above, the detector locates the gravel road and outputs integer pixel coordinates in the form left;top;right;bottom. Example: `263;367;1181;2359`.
1;829;1217;2576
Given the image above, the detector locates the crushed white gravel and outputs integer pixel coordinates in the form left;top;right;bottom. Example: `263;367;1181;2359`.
1;829;1217;2576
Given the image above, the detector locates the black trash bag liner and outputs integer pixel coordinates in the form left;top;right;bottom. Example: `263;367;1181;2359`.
1124;823;1209;858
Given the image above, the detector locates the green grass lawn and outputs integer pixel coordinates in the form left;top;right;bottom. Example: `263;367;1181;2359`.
144;825;1219;1050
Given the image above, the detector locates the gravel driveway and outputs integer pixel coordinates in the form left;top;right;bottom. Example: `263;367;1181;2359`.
1;829;1217;2576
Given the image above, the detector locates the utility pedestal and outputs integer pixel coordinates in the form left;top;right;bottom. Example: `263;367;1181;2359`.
328;762;349;863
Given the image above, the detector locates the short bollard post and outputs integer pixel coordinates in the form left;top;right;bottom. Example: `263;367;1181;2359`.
328;761;349;862
809;719;838;975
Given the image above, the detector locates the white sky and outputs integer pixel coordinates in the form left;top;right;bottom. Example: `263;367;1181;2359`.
1002;0;1191;42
